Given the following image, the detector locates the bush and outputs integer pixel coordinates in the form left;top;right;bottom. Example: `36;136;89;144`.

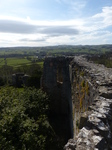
0;87;61;150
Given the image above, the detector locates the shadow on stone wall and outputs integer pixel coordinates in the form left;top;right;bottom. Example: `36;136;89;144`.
41;56;73;145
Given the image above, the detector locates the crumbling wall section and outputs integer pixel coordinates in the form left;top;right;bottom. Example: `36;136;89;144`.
64;56;112;150
42;56;73;142
71;60;97;138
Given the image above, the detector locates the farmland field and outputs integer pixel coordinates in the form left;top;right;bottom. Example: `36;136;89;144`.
0;57;44;68
0;58;30;66
0;45;112;69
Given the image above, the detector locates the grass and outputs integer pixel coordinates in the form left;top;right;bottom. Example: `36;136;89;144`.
36;61;44;68
0;58;31;67
0;58;44;68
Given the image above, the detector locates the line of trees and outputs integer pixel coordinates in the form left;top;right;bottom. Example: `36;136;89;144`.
0;63;43;88
88;52;112;68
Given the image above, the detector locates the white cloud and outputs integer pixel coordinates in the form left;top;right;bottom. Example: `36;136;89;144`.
0;16;82;36
92;6;112;28
0;5;112;47
77;6;112;34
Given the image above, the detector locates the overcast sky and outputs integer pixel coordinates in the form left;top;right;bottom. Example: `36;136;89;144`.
0;0;112;47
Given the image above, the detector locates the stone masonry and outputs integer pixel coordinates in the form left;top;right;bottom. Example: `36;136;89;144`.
41;55;112;149
64;56;112;150
42;56;73;142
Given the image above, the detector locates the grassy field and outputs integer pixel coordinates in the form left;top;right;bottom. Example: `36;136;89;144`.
0;58;30;67
0;58;44;68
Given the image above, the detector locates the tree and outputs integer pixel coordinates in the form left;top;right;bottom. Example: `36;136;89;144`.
0;87;61;150
0;65;14;85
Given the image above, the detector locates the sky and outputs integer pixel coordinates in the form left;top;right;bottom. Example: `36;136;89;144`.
0;0;112;47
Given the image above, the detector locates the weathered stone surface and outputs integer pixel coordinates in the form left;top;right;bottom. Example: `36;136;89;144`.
42;55;112;149
79;111;91;129
65;56;112;150
42;56;73;142
64;139;76;150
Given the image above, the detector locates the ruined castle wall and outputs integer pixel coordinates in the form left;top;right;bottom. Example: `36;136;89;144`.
42;56;112;149
65;56;112;150
42;57;73;141
42;57;72;115
71;60;97;138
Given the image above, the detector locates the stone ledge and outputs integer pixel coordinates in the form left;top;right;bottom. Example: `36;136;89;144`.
65;56;112;150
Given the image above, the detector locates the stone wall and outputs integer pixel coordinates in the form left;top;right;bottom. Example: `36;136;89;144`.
64;56;112;150
42;56;112;149
42;56;73;142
